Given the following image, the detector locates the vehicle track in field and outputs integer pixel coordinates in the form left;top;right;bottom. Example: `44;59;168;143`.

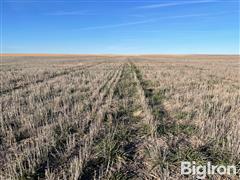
132;62;183;178
77;63;155;179
82;61;183;179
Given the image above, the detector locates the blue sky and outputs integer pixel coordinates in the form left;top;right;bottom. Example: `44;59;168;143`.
1;0;239;54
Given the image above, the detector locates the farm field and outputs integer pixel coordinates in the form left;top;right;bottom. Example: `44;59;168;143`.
0;55;239;179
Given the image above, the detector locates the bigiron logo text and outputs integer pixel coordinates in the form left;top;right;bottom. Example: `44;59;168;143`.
181;161;238;179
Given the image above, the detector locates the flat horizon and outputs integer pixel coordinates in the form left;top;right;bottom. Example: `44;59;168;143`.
1;53;239;57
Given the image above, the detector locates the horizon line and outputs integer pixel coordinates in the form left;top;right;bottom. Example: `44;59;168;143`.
1;53;239;57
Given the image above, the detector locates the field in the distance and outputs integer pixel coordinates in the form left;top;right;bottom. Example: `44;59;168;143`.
0;55;239;179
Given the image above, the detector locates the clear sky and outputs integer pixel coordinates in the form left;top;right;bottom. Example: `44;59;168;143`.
1;0;239;54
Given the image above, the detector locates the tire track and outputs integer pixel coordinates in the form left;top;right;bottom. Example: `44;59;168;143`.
131;63;171;179
80;63;150;179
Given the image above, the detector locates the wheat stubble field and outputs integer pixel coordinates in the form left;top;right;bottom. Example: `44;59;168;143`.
0;55;239;179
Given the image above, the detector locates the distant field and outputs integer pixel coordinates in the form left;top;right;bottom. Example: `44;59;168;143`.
0;55;239;179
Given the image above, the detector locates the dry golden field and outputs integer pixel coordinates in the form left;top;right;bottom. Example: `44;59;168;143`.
0;55;239;179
